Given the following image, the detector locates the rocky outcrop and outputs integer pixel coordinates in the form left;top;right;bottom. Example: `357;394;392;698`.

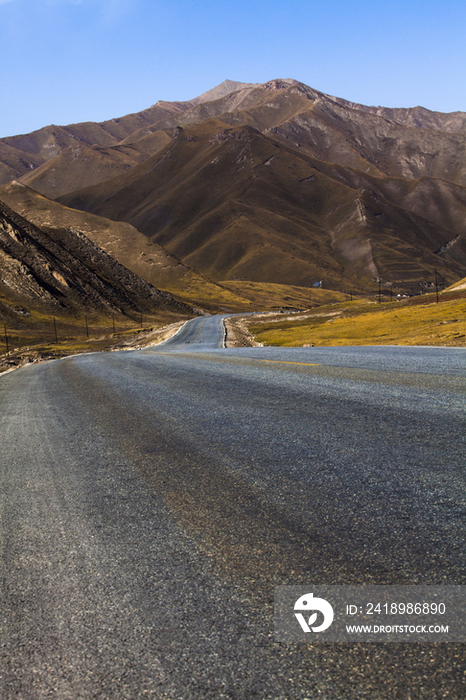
0;200;196;316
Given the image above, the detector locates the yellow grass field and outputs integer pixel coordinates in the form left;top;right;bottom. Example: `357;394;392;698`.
247;295;466;347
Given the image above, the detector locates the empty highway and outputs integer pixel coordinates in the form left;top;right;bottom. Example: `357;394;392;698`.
1;315;465;699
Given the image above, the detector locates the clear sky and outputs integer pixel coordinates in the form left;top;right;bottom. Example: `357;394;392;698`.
0;0;465;138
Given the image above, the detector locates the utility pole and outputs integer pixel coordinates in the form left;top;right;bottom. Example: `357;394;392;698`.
112;315;116;334
4;325;9;355
434;269;439;303
85;315;89;338
53;317;58;344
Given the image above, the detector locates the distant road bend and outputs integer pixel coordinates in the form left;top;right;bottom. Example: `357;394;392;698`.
1;315;465;699
161;314;228;349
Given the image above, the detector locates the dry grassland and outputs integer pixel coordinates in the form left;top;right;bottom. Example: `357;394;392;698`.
0;312;189;373
246;294;466;347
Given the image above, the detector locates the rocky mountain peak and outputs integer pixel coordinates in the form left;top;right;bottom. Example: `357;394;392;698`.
190;79;261;105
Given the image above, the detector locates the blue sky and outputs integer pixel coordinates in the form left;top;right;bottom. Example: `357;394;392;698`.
0;0;465;137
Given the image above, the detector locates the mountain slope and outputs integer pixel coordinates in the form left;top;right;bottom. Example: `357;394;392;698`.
0;199;195;320
0;101;192;186
0;181;258;312
0;81;259;189
58;120;465;293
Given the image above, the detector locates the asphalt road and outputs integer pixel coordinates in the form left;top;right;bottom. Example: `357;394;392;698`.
161;315;227;349
1;315;465;699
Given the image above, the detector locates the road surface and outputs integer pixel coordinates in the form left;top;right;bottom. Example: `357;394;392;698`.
161;315;227;349
1;315;465;699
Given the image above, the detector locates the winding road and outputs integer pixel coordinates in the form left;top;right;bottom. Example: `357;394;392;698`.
1;315;465;699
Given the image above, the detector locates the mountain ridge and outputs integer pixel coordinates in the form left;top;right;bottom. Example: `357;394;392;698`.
3;78;465;187
1;78;465;298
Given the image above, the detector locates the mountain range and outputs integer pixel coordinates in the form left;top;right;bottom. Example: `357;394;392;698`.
1;77;465;322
